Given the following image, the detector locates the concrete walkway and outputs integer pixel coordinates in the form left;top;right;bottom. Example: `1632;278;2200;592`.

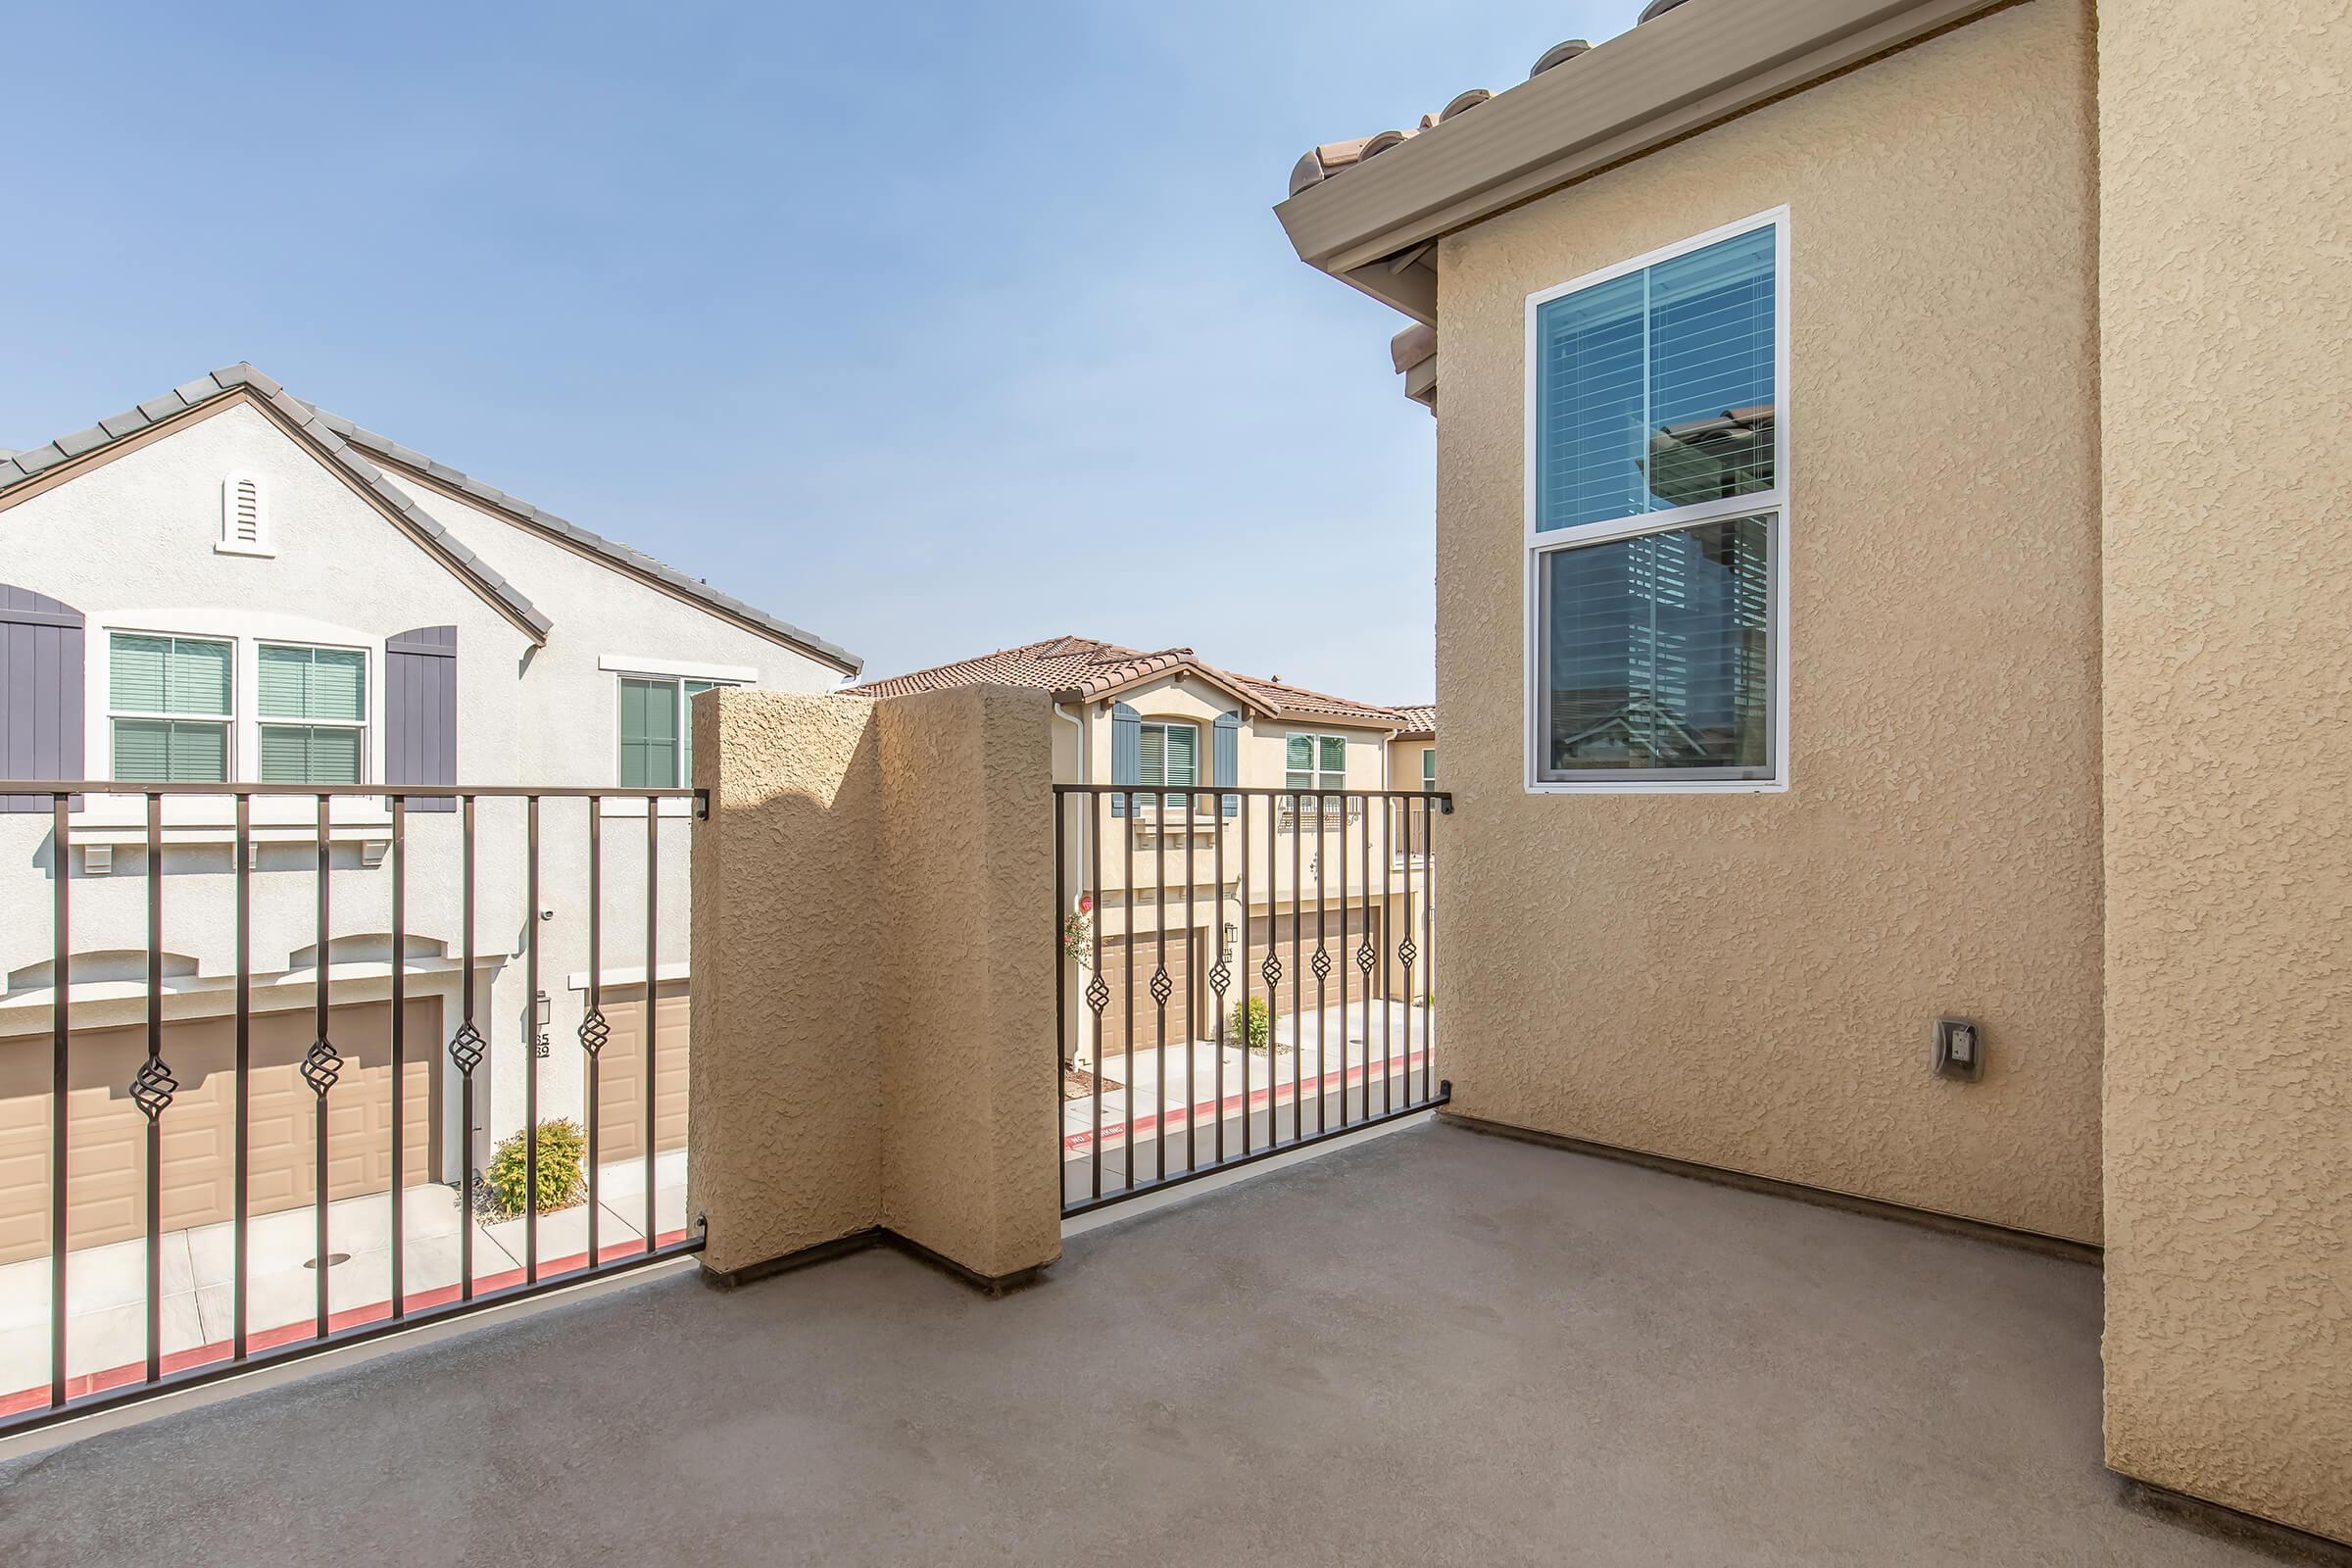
0;1151;686;1403
0;1124;2285;1567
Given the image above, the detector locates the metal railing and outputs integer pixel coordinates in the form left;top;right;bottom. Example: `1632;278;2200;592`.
0;780;705;1436
1054;785;1448;1216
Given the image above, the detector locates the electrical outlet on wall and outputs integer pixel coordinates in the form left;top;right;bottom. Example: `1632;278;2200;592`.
1934;1017;1983;1081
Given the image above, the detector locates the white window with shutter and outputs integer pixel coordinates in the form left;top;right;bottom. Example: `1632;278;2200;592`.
216;472;272;557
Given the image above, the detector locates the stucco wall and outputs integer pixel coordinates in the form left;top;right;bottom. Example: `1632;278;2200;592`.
1433;0;2105;1240
877;688;1060;1278
2097;0;2352;1541
0;396;850;1164
689;686;1059;1282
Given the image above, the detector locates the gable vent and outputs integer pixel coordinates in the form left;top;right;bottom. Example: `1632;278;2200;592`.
217;472;271;557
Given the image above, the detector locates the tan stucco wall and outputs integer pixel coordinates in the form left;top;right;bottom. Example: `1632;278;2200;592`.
689;686;1060;1282
2097;0;2352;1541
689;689;883;1273
877;688;1061;1279
1433;0;2105;1241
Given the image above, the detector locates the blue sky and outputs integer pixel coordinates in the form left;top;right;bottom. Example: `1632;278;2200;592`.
1;1;1648;705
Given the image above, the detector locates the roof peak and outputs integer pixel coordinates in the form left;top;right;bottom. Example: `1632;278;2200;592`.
0;363;859;672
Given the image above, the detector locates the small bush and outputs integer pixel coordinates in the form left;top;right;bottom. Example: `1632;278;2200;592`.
1229;995;1274;1054
482;1118;587;1220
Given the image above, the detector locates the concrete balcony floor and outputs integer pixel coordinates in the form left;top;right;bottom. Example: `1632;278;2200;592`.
0;1123;2280;1567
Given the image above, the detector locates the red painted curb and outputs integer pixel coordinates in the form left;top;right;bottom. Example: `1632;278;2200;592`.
1063;1048;1430;1154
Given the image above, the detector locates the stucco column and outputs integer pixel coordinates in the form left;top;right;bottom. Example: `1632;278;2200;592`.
2098;0;2352;1544
688;685;1060;1287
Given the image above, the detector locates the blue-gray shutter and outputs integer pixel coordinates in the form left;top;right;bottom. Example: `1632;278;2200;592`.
386;626;457;811
0;585;84;812
1213;710;1240;816
1108;702;1140;817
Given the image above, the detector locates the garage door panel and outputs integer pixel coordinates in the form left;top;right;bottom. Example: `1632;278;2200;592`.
0;998;441;1266
1096;926;1201;1063
597;983;688;1164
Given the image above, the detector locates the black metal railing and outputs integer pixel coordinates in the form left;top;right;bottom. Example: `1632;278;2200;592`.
0;780;704;1436
1054;785;1448;1216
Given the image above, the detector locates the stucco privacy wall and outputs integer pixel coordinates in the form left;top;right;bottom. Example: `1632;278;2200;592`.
876;689;1059;1278
1433;0;2105;1240
689;687;1059;1281
2097;0;2352;1542
689;689;883;1272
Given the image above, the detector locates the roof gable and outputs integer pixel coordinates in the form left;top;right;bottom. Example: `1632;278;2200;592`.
0;363;862;672
0;366;551;642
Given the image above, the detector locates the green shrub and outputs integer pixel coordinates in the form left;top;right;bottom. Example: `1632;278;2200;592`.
482;1117;587;1220
1229;995;1273;1054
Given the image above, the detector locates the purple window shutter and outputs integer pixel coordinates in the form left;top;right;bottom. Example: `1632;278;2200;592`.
0;585;85;812
386;625;457;811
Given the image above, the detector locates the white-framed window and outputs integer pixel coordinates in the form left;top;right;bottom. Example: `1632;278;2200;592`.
1421;747;1437;791
256;642;367;784
1284;731;1349;820
109;632;232;783
1525;209;1790;793
1137;718;1199;810
615;674;731;788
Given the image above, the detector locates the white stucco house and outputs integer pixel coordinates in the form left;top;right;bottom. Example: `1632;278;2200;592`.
0;363;858;1264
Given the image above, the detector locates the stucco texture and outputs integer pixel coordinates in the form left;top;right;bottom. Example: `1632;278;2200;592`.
877;688;1060;1279
2097;0;2352;1542
688;687;1059;1282
689;689;884;1274
1433;0;2106;1241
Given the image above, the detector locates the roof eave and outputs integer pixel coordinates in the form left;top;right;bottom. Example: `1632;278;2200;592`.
1275;0;2012;295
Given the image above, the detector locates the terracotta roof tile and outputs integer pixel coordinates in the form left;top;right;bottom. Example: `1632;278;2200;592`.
848;635;1411;728
1391;705;1437;738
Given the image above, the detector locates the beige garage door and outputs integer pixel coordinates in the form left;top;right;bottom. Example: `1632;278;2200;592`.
1096;926;1200;1063
0;999;440;1266
1249;907;1386;1001
594;981;687;1163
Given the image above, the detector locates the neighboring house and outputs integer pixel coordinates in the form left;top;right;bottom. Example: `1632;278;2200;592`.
0;363;858;1265
1276;0;2348;1547
849;636;1436;1069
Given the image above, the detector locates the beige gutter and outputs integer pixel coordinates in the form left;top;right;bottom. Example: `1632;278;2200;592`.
1274;0;2013;319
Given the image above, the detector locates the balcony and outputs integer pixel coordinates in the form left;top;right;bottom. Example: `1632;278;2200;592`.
0;1121;2272;1567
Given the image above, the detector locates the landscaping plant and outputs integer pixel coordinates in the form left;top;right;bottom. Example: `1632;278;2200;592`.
482;1117;587;1220
1229;994;1274;1054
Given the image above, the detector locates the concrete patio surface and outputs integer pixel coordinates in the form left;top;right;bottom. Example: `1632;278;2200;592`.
0;1123;2287;1567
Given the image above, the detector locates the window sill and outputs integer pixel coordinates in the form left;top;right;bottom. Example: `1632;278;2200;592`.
597;797;700;818
70;813;397;871
1525;778;1788;795
211;542;276;559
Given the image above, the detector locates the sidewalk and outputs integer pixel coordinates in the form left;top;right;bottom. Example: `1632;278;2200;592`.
0;1149;687;1411
1064;1000;1435;1153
